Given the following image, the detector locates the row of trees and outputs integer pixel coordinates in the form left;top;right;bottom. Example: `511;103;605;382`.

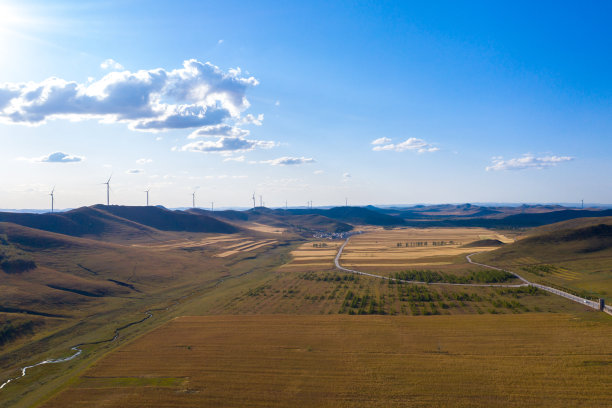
393;269;515;284
396;241;460;247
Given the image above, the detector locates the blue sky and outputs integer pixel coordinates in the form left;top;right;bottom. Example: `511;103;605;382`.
0;0;610;209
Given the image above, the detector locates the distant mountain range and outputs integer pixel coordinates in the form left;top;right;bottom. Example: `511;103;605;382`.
1;204;612;241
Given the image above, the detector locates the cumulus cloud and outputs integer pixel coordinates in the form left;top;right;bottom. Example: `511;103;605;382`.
126;169;144;174
371;137;391;145
136;158;152;164
372;137;438;153
313;170;324;175
179;136;276;154
260;156;315;166
100;59;124;71
0;59;259;131
486;154;574;171
342;172;351;181
24;151;84;163
240;113;264;126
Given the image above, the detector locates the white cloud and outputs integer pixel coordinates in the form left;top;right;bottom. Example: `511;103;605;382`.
180;136;276;154
136;158;153;164
218;39;224;44
275;100;280;106
313;170;324;175
486;154;574;171
342;172;351;181
100;59;124;71
126;169;144;174
22;151;84;163
188;124;249;139
240;113;264;126
223;155;246;162
371;137;391;145
372;137;439;153
260;156;315;166
0;59;259;132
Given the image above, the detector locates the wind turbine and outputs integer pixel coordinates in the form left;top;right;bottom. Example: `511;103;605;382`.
145;188;150;206
345;197;348;207
260;195;263;207
211;202;214;212
103;174;112;205
252;192;256;208
192;191;196;208
49;186;55;213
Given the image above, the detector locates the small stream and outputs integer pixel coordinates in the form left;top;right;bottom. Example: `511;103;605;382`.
0;310;154;391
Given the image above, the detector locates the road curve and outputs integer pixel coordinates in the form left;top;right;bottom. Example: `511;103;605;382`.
334;237;527;288
335;236;606;312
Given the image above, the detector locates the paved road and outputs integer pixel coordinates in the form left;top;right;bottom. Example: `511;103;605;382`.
335;236;607;312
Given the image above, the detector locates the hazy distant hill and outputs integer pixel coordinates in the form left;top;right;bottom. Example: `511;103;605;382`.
286;206;405;226
193;207;353;233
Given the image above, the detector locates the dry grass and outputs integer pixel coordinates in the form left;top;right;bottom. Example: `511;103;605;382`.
216;239;278;258
280;241;342;271
341;228;513;274
243;222;287;234
40;314;612;408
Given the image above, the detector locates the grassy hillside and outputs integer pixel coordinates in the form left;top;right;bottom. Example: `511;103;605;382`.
0;206;239;242
476;217;612;301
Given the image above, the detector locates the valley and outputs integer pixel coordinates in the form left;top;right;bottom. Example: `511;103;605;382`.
0;204;610;407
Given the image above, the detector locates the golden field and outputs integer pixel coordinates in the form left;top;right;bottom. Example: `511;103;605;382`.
340;228;513;274
40;314;612;408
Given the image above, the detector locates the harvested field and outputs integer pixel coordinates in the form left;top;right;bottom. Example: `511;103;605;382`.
341;228;513;275
244;223;287;234
41;314;612;408
280;241;342;271
130;235;243;250
215;239;278;258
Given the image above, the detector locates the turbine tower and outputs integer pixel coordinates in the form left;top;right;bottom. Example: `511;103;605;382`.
260;195;263;207
49;186;55;213
192;191;196;208
145;188;150;206
252;192;256;208
345;197;348;207
103;174;112;205
211;202;214;212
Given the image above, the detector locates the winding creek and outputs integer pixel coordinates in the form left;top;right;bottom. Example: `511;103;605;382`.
0;310;154;391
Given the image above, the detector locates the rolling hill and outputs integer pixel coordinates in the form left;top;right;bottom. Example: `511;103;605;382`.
475;216;612;301
0;205;239;241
